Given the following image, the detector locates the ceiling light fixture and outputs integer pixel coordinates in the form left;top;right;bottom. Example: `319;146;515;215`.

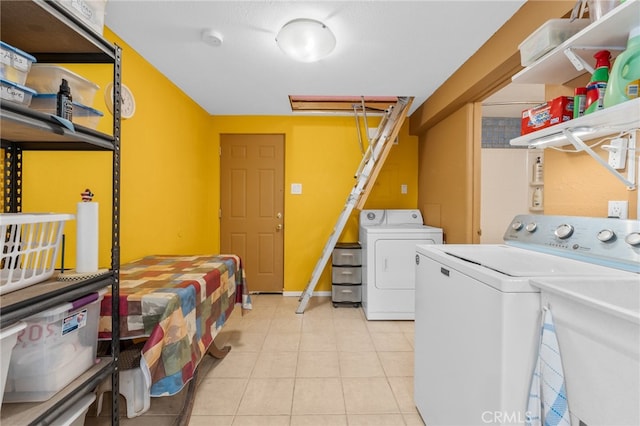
276;19;336;63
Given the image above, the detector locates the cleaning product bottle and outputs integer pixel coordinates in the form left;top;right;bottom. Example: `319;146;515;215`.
56;78;73;120
573;86;587;118
604;25;640;107
584;50;611;115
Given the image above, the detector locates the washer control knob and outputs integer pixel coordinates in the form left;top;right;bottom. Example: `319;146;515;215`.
625;232;640;246
525;223;537;233
554;224;574;239
597;229;616;243
511;221;523;231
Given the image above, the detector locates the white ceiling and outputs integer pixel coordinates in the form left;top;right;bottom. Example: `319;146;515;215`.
104;1;528;116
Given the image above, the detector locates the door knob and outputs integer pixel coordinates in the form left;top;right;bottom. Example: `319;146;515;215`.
276;212;282;219
276;224;283;231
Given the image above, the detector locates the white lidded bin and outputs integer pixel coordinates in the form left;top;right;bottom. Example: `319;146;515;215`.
0;213;74;295
519;19;590;66
54;0;108;35
50;392;96;426
0;321;27;407
26;64;99;106
0;78;37;107
0;41;37;86
2;288;106;403
30;94;104;129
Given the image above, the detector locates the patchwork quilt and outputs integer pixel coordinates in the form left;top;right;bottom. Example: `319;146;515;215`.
98;254;252;396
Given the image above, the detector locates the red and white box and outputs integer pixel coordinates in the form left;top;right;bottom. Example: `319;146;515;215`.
521;96;574;135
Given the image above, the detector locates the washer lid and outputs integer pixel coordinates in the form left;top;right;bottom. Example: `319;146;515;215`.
440;245;633;276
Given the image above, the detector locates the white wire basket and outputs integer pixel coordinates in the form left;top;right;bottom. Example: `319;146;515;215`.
1;213;74;295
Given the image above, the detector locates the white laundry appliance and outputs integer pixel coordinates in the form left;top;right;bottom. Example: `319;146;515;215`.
414;214;639;426
359;209;442;320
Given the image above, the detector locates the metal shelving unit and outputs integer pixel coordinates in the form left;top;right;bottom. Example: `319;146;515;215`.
0;1;121;424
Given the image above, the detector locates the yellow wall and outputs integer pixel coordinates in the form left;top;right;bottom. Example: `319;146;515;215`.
22;28;218;268
19;28;418;293
210;116;419;292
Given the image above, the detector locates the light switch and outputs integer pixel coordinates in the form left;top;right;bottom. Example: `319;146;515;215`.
291;183;302;194
401;184;408;194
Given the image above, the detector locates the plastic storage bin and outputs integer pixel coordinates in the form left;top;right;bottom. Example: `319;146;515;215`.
26;64;99;106
2;288;106;402
0;41;37;85
0;321;27;407
50;392;96;426
519;19;590;66
0;78;37;107
30;94;104;129
0;213;74;295
55;0;108;35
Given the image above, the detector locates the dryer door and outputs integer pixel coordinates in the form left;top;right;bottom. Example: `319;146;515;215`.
374;237;435;289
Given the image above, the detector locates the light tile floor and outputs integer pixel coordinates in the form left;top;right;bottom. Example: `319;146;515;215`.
87;294;425;426
189;295;424;426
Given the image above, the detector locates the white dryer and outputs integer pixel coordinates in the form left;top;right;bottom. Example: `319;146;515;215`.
359;209;442;320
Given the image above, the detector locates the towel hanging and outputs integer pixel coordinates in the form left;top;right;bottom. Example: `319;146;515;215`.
526;306;572;426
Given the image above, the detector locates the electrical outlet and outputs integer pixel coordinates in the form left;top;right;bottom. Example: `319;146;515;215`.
608;200;628;219
607;137;627;170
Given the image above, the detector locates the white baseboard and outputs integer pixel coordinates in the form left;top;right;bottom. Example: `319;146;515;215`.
282;291;332;297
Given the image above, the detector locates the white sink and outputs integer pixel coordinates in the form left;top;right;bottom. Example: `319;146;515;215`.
533;276;640;324
531;276;640;426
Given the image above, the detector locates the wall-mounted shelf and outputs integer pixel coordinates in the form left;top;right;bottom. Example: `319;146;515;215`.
510;98;640;148
512;0;639;85
511;99;638;190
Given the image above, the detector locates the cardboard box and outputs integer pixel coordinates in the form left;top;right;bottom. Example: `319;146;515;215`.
521;96;574;135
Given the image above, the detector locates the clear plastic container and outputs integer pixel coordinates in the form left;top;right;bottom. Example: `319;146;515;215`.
0;78;37;107
54;0;108;35
30;93;104;129
519;19;591;66
2;288;106;402
0;321;27;406
0;41;37;85
587;0;621;22
26;64;99;106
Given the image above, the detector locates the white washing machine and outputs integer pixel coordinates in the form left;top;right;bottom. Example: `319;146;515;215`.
359;209;442;320
414;214;639;426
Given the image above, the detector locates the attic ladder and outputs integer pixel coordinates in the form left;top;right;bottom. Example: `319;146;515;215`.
296;96;413;314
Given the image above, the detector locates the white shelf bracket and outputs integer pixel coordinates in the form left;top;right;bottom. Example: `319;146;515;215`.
564;47;593;73
562;128;636;190
563;46;625;74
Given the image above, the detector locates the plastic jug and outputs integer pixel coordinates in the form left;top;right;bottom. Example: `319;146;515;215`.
604;25;640;108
